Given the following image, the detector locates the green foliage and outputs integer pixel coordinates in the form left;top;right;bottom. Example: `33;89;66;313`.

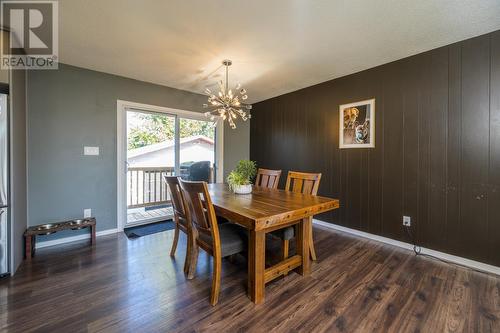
227;170;250;190
234;159;257;180
226;160;257;189
128;113;215;150
179;118;215;139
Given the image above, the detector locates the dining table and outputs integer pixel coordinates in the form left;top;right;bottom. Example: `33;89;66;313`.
207;183;340;304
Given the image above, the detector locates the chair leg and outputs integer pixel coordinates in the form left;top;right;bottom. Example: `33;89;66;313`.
210;254;222;306
183;229;194;274
187;244;199;280
282;239;289;260
309;222;317;261
183;236;189;274
170;222;180;257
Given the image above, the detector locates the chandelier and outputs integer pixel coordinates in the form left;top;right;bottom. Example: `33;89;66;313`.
203;59;252;129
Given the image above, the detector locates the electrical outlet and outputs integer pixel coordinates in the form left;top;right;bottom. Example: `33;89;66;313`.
403;216;411;227
84;209;92;218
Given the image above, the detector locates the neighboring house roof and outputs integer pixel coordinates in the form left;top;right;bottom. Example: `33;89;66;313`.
128;135;214;158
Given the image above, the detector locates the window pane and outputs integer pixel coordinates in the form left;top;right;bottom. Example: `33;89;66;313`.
126;111;175;225
178;118;216;183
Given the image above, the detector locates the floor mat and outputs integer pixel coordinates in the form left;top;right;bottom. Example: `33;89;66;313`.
124;220;175;239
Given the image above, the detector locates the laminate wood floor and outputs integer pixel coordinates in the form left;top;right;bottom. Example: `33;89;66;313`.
1;224;499;332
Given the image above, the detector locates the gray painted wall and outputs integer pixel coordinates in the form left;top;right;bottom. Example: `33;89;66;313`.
27;63;249;242
223;119;250;179
10;67;27;273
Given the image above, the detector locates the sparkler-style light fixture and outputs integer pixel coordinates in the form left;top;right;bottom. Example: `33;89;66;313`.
203;59;252;129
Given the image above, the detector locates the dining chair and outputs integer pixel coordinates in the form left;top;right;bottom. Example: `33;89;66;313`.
164;176;193;275
179;179;246;306
272;171;322;261
255;168;282;189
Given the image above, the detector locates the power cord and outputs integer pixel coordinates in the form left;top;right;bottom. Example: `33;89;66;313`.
403;224;421;255
402;224;489;276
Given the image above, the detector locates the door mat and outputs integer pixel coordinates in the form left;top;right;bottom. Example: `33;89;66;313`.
124;220;175;239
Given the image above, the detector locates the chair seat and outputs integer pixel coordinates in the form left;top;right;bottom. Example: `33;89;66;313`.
199;223;246;258
271;226;295;240
217;216;230;224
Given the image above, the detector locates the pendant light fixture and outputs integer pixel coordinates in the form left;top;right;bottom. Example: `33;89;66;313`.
203;59;252;129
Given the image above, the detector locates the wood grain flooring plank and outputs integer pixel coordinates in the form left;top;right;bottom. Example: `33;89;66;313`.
1;226;498;332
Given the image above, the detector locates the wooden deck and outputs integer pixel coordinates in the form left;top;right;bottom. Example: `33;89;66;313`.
127;206;174;224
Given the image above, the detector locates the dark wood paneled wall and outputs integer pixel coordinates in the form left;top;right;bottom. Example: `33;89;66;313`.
250;30;500;267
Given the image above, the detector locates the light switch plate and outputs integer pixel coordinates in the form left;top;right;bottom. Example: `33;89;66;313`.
84;146;99;156
84;209;92;218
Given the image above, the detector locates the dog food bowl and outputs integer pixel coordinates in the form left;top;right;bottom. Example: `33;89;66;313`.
68;219;89;230
33;223;60;235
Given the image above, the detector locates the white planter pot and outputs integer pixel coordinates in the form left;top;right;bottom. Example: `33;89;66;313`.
233;184;252;194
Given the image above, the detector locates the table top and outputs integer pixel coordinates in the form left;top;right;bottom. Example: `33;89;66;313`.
207;184;339;231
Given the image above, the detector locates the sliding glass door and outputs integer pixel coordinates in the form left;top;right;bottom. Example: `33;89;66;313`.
121;105;221;227
126;110;177;225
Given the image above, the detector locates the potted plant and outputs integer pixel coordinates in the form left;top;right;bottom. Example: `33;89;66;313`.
227;159;257;194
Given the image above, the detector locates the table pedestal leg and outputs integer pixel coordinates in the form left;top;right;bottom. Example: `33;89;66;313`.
90;225;96;245
25;235;33;260
248;229;265;304
296;217;311;275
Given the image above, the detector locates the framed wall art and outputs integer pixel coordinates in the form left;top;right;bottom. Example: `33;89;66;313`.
339;98;375;148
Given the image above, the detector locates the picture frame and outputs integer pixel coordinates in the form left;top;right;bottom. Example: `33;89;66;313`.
339;98;375;149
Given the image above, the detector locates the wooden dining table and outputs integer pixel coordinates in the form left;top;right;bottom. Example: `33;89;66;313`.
208;183;340;304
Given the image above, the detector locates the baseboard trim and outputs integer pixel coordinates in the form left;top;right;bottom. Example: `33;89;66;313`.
313;219;500;276
35;228;120;249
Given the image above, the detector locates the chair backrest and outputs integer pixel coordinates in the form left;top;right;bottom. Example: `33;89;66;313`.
255;168;282;189
285;171;322;195
163;176;187;221
179;179;220;250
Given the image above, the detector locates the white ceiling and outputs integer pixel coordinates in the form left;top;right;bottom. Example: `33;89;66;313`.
58;0;500;103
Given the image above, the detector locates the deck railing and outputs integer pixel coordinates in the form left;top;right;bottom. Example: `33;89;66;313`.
127;165;216;209
127;167;175;209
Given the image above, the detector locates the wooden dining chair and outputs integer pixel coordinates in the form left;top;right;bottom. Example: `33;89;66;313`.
164;176;193;275
179;179;246;306
255;168;282;189
272;171;322;261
